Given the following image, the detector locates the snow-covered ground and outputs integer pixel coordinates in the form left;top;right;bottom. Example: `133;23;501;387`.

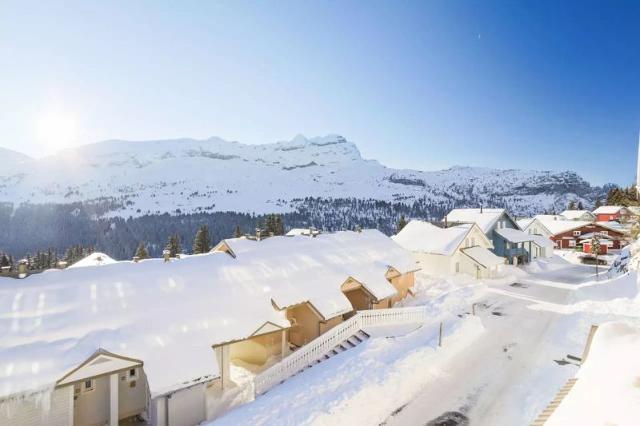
208;253;640;426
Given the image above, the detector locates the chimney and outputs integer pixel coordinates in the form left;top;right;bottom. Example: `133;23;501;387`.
18;259;28;278
444;216;448;228
163;249;171;263
480;205;483;214
133;256;140;263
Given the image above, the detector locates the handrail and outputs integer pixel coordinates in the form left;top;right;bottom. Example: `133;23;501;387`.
253;305;428;395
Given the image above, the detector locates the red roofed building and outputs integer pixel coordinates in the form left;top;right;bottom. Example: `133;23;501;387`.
592;206;630;222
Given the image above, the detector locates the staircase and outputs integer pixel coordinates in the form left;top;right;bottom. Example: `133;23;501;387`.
253;306;428;396
530;378;578;425
322;330;370;360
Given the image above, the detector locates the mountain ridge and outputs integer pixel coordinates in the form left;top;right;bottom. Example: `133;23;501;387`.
0;134;606;219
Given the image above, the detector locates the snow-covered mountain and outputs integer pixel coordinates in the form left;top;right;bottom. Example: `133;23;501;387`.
0;134;604;218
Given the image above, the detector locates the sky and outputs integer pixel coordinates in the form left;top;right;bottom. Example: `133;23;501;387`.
0;0;639;185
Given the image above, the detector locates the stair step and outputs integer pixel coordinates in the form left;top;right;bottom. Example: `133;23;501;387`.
358;330;370;339
344;340;356;348
347;337;360;346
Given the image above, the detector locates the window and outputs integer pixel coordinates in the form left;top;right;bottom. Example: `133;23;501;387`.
126;367;139;382
83;379;94;392
601;230;608;235
455;262;460;273
573;230;581;236
569;240;576;247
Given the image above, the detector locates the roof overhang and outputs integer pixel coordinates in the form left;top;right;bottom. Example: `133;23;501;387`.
56;349;143;387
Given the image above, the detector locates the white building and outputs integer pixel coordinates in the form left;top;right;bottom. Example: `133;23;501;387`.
393;220;504;279
0;230;417;426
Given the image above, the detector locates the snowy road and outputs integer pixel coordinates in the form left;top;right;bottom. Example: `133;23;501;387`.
384;263;598;426
524;263;600;284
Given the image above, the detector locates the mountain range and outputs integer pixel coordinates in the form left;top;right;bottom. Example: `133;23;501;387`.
0;134;607;217
0;134;610;259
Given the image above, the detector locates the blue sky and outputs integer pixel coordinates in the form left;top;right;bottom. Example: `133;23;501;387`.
0;1;638;185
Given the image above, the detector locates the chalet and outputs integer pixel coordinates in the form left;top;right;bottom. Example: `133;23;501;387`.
530;218;628;251
0;230;417;426
443;208;541;265
560;210;596;222
393;220;505;279
592;206;630;222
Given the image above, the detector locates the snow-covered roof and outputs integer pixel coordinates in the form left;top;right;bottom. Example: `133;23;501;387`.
546;322;640;426
516;218;533;230
0;230;415;400
461;246;505;268
577;232;613;241
285;228;320;237
592;205;626;215
392;221;477;256
560;210;594;220
0;253;287;399
443;208;515;233
534;217;592;235
68;252;116;268
530;234;554;249
219;230;415;315
494;228;534;243
595;221;630;234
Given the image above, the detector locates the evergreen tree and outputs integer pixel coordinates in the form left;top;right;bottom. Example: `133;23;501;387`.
577;201;584;210
594;198;602;208
0;254;9;268
234;225;243;238
193;225;211;254
274;215;285;236
165;234;181;257
397;214;408;233
134;241;149;259
567;200;576;210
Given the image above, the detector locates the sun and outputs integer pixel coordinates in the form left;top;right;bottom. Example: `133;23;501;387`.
36;110;77;152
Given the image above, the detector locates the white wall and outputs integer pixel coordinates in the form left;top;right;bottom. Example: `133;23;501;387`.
74;374;110;426
0;386;72;426
151;383;206;426
526;220;553;239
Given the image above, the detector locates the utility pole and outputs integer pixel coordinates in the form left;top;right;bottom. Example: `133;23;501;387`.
592;234;601;279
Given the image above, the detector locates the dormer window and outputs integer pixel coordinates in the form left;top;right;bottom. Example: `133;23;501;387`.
573;230;581;236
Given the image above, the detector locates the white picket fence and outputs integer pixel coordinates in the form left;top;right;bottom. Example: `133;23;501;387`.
253;306;429;395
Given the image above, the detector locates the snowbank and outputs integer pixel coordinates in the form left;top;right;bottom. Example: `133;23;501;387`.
546;321;640;426
67;252;116;268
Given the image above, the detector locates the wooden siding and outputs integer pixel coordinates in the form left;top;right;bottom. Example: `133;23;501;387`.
551;223;625;250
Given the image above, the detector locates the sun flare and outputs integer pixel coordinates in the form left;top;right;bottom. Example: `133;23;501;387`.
36;111;77;152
